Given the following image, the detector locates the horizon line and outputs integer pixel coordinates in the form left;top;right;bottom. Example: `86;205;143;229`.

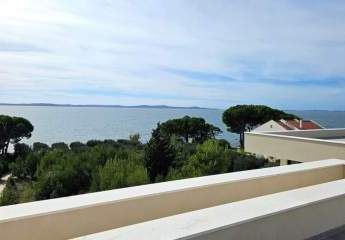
0;103;344;112
0;102;217;110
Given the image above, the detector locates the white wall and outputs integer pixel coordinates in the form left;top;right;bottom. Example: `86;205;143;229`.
74;178;345;240
253;120;287;132
245;129;345;162
1;160;344;240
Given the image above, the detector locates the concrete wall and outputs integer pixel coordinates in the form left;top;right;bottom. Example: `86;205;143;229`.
265;128;345;139
201;196;345;240
0;160;344;240
253;120;287;132
245;131;345;162
74;178;345;240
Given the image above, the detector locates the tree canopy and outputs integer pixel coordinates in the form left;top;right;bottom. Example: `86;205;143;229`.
0;115;276;207
95;153;149;191
0;115;34;156
144;124;175;182
182;139;233;177
222;105;298;148
160;116;222;143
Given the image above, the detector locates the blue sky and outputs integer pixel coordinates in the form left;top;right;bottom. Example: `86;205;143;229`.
0;0;345;110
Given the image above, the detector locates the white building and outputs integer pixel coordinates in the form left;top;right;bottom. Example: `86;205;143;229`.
253;119;323;132
245;128;345;164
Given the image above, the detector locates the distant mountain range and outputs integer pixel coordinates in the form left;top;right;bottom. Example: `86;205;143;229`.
0;103;212;110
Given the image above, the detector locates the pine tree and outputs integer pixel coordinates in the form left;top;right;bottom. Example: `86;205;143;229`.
144;124;175;182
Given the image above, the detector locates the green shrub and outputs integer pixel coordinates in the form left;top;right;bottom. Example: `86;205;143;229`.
14;143;31;158
69;141;87;152
86;140;103;147
10;152;40;179
0;178;19;206
51;142;69;151
232;154;267;172
33;142;49;152
95;152;149;191
183;139;232;176
144;125;175;182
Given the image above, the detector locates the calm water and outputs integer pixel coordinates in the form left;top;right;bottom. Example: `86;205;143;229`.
0;106;344;147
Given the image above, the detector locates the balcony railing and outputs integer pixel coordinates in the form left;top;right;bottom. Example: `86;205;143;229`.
0;159;344;240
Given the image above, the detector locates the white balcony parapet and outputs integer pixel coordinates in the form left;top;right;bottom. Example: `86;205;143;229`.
245;128;345;162
73;178;345;240
0;159;344;240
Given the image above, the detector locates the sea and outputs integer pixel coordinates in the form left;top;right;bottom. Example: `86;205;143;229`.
0;106;344;147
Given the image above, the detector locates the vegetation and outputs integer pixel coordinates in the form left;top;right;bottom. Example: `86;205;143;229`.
223;105;298;148
144;124;175;181
0;114;277;206
94;153;149;191
0;115;34;156
160;116;222;143
178;139;233;177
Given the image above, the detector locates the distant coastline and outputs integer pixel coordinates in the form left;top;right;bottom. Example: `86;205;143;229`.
0;103;213;110
1;104;343;112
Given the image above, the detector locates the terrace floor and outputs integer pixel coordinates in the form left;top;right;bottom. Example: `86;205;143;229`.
308;225;345;240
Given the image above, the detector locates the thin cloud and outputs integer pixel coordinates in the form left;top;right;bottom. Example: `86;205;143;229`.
0;0;344;109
